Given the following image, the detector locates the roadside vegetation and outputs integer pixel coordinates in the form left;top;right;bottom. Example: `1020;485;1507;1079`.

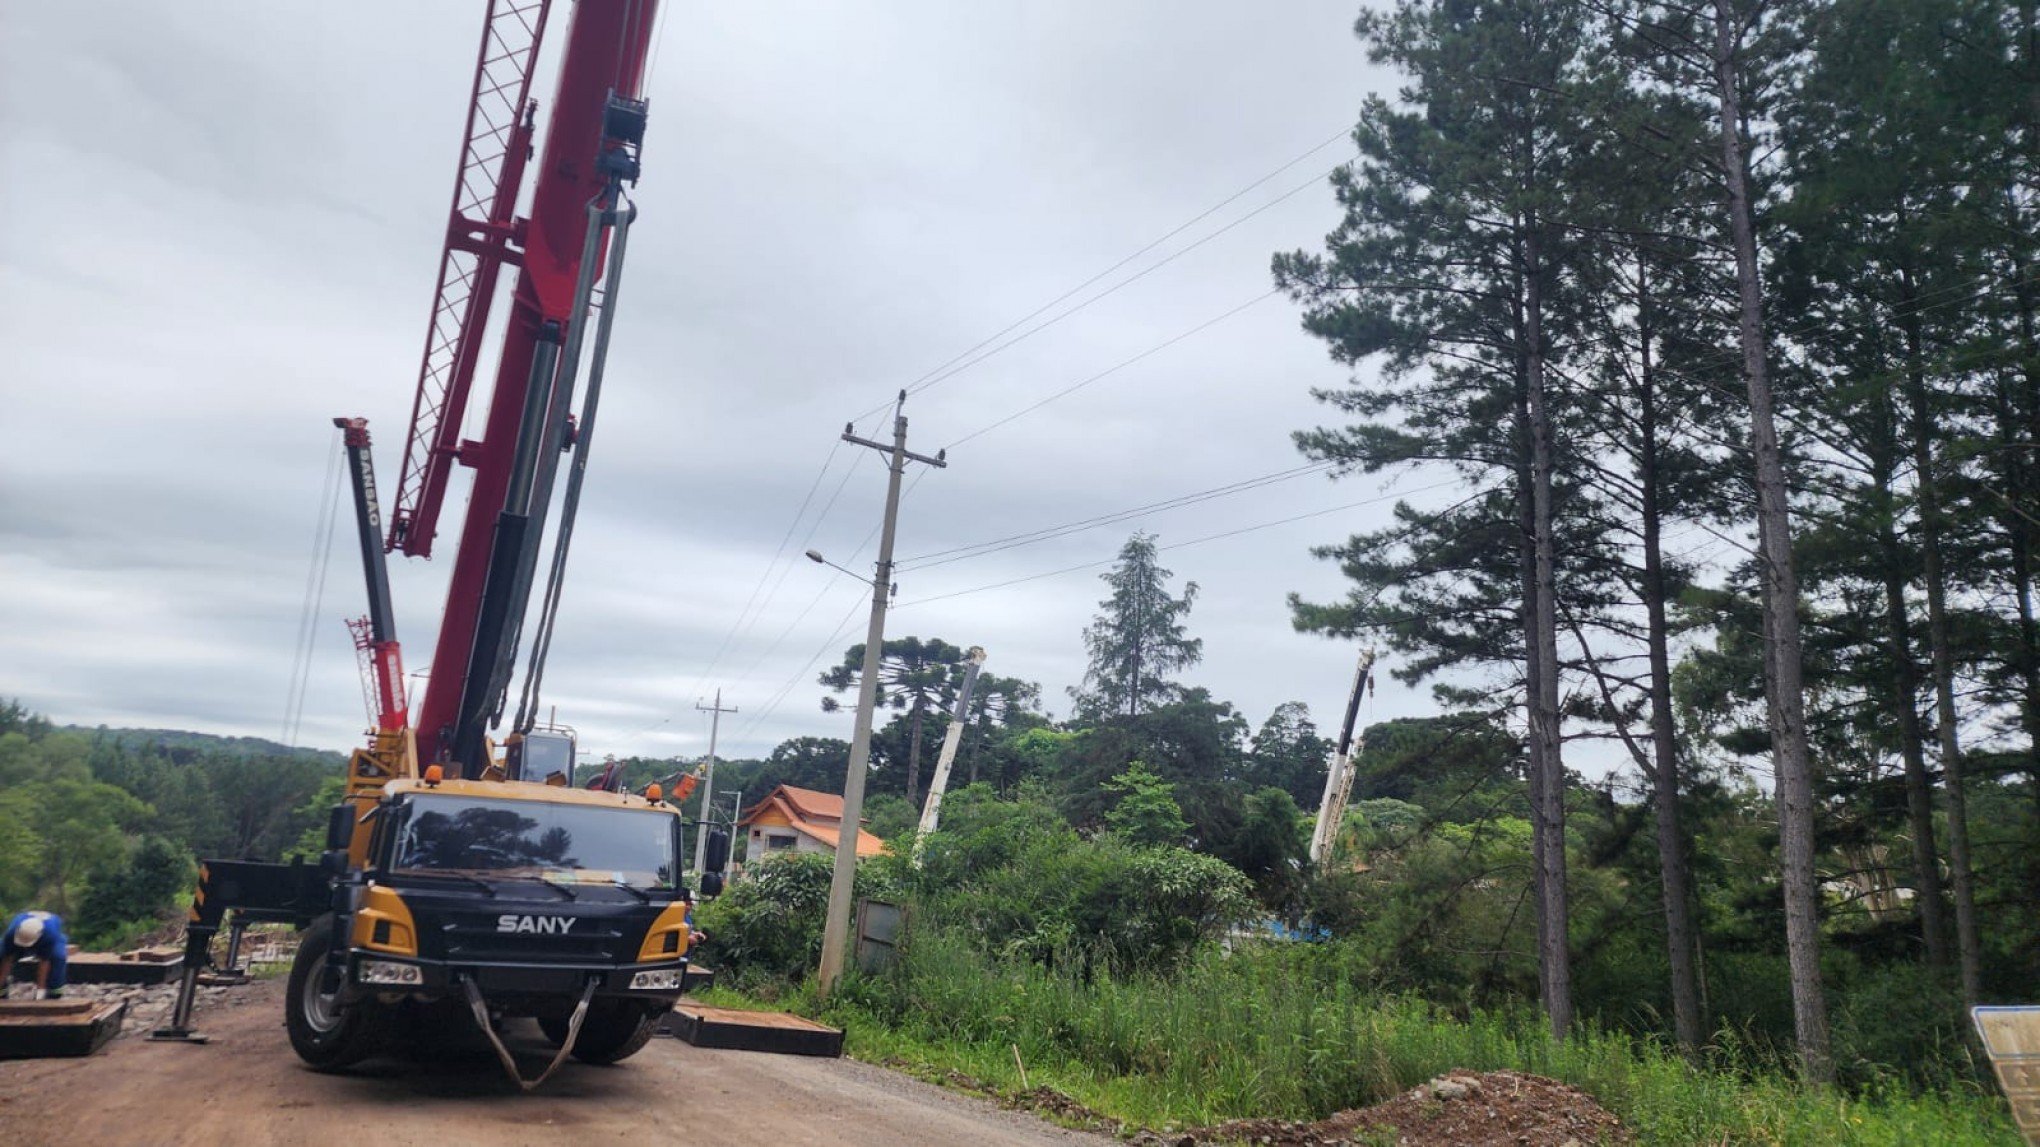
0;700;336;949
699;785;2019;1144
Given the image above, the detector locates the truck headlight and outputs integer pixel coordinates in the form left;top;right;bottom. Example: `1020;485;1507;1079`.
629;969;683;991
359;960;424;986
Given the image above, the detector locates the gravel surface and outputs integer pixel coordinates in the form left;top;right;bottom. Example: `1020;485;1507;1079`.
0;977;1109;1146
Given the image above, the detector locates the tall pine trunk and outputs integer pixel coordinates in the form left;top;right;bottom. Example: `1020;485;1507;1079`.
2006;231;2040;807
1512;238;1554;1027
1712;0;1831;1082
1899;267;1982;1005
1524;222;1572;1037
1635;260;1704;1052
1868;383;1950;967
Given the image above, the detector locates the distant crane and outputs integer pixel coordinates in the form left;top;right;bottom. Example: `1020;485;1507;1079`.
1309;649;1376;867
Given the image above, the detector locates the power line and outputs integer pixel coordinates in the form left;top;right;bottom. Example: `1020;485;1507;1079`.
683;436;848;701
677;131;1362;749
282;438;347;747
898;459;1338;571
892;163;1346;410
945;288;1282;451
896;477;1463;610
728;466;934;748
847;127;1355;426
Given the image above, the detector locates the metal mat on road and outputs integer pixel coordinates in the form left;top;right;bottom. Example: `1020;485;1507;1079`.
659;1003;844;1058
0;998;127;1059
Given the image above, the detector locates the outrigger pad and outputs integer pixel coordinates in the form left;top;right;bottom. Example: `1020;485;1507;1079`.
0;999;128;1059
146;1027;209;1044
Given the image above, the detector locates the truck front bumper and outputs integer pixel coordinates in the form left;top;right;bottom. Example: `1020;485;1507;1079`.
338;950;691;1007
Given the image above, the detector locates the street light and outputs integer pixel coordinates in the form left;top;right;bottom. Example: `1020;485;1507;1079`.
806;549;866;583
809;549;896;604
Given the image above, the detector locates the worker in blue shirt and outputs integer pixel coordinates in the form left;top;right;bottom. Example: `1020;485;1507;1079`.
1;910;68;999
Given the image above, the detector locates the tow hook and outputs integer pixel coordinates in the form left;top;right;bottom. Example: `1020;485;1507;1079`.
460;977;596;1092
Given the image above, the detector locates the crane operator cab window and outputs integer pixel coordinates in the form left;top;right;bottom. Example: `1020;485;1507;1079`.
507;729;576;783
392;794;677;891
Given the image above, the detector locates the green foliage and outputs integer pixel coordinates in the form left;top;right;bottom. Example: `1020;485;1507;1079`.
911;785;1250;973
1073;533;1202;720
74;835;193;946
694;850;901;988
286;774;349;861
859;793;918;842
0;703;347;942
1101;761;1189;848
820;932;2015;1143
1214;787;1308;910
696;851;835;986
1244;701;1333;807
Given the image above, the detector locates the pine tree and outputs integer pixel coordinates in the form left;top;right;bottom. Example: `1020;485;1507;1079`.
1074;533;1202;720
1275;0;1614;1037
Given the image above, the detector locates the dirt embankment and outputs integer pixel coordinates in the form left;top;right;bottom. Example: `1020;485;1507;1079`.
1173;1071;1630;1147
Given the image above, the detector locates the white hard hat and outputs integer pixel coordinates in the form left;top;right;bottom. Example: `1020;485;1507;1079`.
13;915;43;947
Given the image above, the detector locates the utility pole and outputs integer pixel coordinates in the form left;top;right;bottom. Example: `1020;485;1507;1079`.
1309;648;1376;867
817;392;946;997
692;688;737;875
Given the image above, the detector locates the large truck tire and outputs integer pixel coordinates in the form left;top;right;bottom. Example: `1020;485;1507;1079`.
285;913;391;1070
539;1000;664;1064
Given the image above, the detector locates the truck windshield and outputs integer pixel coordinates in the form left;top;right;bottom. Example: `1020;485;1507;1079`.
393;794;675;888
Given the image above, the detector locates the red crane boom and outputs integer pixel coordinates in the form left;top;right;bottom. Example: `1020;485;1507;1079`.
392;0;659;769
386;0;555;561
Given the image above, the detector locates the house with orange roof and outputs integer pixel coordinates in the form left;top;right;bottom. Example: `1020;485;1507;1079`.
738;784;886;863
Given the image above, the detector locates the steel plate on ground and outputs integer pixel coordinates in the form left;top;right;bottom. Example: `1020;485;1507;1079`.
0;999;127;1059
659;1003;843;1057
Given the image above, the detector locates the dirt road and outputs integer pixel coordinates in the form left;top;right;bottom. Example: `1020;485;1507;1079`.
0;980;1107;1147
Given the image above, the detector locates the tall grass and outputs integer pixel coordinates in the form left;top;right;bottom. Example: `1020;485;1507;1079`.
800;930;2017;1145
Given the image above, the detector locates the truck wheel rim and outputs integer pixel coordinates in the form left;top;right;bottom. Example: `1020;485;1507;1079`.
301;952;340;1033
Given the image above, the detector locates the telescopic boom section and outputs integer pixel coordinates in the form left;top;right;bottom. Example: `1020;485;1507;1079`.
412;0;658;771
334;418;409;732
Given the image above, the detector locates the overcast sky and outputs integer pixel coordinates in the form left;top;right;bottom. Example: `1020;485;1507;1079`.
0;2;1480;765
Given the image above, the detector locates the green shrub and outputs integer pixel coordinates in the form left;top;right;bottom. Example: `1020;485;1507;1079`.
915;806;1251;972
695;850;901;987
74;834;193;946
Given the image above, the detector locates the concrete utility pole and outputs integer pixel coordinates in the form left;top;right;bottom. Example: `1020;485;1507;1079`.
817;393;946;997
1309;648;1376;867
692;688;737;875
913;646;987;865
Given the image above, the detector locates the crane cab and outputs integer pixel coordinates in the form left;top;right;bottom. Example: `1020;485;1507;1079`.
504;727;576;784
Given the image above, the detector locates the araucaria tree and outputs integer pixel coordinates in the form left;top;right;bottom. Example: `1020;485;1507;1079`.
820;636;969;806
1075;533;1203;720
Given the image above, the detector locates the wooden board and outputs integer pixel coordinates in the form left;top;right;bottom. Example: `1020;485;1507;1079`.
0;999;97;1022
62;952;184;985
0;999;126;1059
659;1003;843;1058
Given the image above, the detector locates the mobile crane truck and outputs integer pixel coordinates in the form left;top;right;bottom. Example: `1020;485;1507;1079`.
150;0;728;1089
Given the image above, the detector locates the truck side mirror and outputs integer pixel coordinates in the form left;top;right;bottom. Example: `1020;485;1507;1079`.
703;827;730;875
325;804;355;852
698;872;725;898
